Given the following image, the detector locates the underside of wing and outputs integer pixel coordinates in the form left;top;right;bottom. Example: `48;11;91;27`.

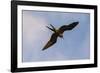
58;22;79;33
42;33;58;51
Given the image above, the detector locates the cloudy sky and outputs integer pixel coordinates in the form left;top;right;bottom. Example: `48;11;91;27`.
22;10;90;62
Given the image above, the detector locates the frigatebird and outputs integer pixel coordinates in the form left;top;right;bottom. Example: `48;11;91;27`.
42;21;79;51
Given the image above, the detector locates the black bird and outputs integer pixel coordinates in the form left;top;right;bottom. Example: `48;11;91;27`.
42;21;79;51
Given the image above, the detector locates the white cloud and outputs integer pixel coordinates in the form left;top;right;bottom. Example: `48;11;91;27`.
23;11;49;42
22;11;52;62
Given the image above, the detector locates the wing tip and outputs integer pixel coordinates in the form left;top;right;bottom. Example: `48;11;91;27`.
42;47;47;51
75;21;79;25
42;48;45;51
71;21;79;28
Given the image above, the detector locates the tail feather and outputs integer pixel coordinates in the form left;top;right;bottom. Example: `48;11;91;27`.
46;26;54;32
46;24;56;33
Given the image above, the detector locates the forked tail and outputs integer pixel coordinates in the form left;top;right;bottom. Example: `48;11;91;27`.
46;24;56;33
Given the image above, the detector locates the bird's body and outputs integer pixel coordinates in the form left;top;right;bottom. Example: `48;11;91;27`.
42;22;79;51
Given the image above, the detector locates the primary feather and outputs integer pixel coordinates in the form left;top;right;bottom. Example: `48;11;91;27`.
42;33;58;50
58;22;79;34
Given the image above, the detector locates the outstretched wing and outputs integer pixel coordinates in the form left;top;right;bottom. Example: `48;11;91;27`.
42;33;58;51
58;22;79;34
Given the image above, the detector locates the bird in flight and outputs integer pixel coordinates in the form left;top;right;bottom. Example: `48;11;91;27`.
42;21;79;51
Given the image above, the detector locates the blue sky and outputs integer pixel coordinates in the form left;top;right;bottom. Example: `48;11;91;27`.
22;10;90;62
